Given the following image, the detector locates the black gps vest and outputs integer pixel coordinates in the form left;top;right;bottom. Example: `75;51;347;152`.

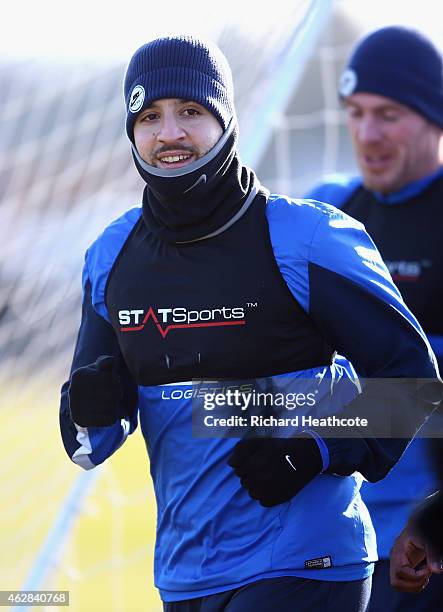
105;192;333;386
342;176;443;337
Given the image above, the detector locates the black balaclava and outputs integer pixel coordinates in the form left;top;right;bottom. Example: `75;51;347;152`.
124;35;258;243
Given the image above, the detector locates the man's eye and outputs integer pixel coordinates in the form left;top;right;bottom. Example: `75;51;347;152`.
183;108;200;117
347;108;361;119
382;113;400;122
141;112;158;121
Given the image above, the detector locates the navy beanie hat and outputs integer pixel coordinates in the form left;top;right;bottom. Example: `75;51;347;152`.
124;35;235;141
338;26;443;129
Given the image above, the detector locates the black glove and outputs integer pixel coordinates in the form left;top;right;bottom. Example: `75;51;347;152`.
69;355;127;427
228;435;323;507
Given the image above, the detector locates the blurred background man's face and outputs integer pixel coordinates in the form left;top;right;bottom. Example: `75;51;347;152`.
345;92;441;194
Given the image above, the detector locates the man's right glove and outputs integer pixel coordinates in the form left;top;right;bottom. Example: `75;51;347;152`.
68;355;128;427
227;435;323;507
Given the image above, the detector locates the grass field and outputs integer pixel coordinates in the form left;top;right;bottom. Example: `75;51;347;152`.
1;378;162;611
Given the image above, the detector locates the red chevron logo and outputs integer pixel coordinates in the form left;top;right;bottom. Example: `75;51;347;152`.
120;307;246;338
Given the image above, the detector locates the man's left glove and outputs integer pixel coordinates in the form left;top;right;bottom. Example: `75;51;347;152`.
227;435;323;507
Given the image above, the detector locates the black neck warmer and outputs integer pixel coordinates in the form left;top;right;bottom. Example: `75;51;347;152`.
132;119;258;243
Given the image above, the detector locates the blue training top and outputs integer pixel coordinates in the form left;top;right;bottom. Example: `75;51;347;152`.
306;173;443;557
60;192;438;598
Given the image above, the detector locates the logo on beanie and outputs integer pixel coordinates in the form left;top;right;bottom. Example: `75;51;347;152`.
338;69;357;97
129;85;145;113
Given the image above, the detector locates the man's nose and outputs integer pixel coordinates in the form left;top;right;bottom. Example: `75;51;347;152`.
157;114;186;142
357;116;383;144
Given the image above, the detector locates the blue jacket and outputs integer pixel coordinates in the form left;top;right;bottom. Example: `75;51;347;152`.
60;193;439;599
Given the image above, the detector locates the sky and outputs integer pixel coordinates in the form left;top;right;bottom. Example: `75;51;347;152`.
3;0;442;64
2;0;298;63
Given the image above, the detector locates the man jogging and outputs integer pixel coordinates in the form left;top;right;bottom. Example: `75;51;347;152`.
60;34;440;611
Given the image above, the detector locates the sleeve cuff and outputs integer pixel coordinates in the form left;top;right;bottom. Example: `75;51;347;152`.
304;428;330;471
